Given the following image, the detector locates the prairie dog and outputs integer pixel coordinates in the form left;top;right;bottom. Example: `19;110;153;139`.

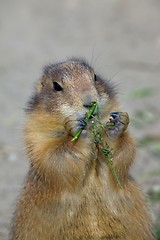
10;58;154;239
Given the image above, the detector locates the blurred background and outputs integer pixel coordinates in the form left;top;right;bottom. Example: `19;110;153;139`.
0;0;160;239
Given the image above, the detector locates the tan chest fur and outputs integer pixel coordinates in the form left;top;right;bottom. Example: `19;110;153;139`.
12;161;152;240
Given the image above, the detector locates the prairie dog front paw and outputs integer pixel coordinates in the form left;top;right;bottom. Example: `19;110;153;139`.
106;112;129;138
64;117;87;137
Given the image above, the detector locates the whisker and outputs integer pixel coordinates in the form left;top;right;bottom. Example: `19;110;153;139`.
89;46;104;70
108;67;124;81
90;43;97;67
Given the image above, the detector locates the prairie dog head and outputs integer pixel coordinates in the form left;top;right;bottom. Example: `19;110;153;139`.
24;58;117;179
27;58;116;122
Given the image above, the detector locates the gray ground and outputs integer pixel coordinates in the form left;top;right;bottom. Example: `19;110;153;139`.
0;0;160;239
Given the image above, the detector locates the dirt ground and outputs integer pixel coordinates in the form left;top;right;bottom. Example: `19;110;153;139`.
0;0;160;239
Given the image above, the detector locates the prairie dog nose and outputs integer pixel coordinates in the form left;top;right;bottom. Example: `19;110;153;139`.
83;95;96;108
83;102;95;108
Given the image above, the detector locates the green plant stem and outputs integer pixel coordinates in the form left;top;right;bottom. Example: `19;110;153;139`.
101;147;122;189
71;102;97;141
108;161;122;189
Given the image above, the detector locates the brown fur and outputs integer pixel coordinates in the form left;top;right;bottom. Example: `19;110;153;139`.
10;58;154;239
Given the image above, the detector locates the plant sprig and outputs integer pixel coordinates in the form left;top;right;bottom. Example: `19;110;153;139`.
71;102;98;141
71;102;122;189
101;147;122;189
91;115;122;189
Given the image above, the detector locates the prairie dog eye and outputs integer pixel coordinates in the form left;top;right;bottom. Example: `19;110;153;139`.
53;82;63;91
94;74;97;81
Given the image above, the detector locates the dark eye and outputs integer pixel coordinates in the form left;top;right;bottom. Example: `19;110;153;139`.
94;74;97;81
53;82;63;91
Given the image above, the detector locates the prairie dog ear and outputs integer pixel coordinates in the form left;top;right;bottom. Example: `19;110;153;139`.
35;80;43;92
